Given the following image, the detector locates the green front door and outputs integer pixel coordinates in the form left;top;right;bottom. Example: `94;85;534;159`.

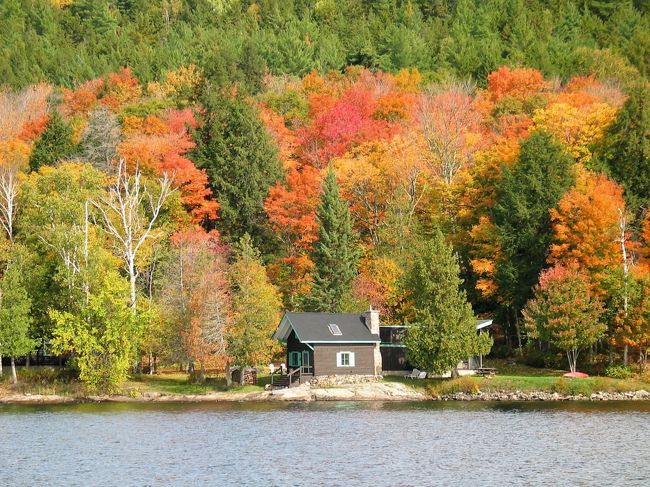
302;350;311;373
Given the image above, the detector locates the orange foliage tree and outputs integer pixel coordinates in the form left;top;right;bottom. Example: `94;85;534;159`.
549;168;626;291
159;228;231;379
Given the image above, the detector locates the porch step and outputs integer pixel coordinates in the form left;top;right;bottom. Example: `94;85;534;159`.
272;376;290;389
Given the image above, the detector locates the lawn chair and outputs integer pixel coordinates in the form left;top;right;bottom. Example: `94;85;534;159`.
417;371;427;379
405;368;420;379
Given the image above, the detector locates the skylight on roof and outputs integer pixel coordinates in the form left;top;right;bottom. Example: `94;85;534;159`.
328;324;342;336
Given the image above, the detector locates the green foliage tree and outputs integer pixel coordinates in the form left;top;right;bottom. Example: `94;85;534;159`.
17;163;106;345
226;234;282;368
598;83;650;212
0;253;35;384
305;168;360;312
29;112;75;172
403;230;492;375
192;93;283;247
492;131;575;346
523;265;606;372
49;268;140;392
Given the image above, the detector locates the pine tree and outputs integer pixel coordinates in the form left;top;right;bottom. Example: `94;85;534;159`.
29;111;75;172
191;92;284;248
0;256;35;384
305;168;360;312
598;83;650;212
492;130;575;344
403;230;492;375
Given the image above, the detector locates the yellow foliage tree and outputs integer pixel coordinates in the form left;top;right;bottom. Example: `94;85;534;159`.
532;102;616;162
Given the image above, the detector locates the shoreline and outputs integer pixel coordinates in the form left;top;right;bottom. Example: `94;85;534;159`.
2;382;650;405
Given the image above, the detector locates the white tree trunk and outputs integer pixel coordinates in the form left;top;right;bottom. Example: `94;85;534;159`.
93;160;173;315
567;349;578;373
10;357;17;384
618;209;630;366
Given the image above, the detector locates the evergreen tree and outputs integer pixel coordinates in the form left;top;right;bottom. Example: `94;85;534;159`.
226;235;282;368
191;93;283;248
29;111;75;172
305;169;360;312
0;256;35;384
492;131;575;345
403;230;492;375
598;83;650;212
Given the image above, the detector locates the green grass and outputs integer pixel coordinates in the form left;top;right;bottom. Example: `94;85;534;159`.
383;359;650;397
123;372;270;396
0;367;270;398
0;366;85;396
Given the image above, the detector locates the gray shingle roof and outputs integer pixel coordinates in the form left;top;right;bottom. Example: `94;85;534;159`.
274;312;380;343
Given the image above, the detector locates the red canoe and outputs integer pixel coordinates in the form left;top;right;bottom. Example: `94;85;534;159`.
563;371;589;378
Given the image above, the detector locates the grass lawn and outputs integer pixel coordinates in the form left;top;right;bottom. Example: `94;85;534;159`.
0;367;271;398
383;359;650;397
123;372;271;396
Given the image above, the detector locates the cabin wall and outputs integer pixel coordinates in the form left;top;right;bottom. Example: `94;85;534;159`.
313;344;376;375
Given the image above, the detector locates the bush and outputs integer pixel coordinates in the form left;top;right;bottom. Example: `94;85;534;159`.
523;348;547;368
490;344;513;359
429;376;481;396
605;365;634;379
551;377;593;396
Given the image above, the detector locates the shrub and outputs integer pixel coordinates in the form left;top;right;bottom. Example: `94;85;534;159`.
551;377;593;396
523;348;547;368
490;344;513;359
429;376;481;396
605;365;634;379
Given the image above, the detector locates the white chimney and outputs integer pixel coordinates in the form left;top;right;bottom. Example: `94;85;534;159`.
363;306;380;336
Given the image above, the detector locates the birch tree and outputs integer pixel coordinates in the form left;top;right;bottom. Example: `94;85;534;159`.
0;162;19;243
93;160;174;313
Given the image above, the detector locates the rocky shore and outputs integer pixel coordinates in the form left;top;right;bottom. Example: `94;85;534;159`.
435;389;650;401
3;382;650;404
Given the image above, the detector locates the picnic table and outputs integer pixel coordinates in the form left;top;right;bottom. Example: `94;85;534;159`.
475;367;497;377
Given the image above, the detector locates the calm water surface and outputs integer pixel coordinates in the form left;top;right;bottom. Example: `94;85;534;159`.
1;400;649;486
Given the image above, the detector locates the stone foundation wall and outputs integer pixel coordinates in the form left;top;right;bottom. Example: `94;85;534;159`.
309;374;382;388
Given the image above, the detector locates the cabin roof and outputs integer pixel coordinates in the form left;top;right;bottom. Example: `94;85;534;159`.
476;319;494;330
380;319;494;330
274;312;381;344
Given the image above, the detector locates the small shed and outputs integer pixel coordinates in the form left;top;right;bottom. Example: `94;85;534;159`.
380;319;495;372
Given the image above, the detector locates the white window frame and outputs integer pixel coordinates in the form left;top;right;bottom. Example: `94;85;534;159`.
336;351;355;367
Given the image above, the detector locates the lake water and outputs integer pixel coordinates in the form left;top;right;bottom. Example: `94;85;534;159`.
1;401;649;486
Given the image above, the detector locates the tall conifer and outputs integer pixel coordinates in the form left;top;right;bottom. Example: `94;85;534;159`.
403;230;492;375
191;92;283;249
306;168;359;312
29;111;75;172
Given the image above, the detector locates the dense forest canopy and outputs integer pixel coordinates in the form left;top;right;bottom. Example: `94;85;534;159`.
1;0;649;90
1;0;649;388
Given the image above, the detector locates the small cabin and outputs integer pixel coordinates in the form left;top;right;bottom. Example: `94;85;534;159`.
273;309;382;380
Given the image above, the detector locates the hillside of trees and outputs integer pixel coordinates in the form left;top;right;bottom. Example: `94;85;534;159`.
1;0;649;389
2;1;649;90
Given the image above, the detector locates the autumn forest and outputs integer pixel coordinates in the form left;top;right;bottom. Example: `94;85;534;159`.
0;0;649;389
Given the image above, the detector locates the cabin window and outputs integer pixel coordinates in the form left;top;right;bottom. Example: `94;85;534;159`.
288;351;302;367
336;351;355;367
